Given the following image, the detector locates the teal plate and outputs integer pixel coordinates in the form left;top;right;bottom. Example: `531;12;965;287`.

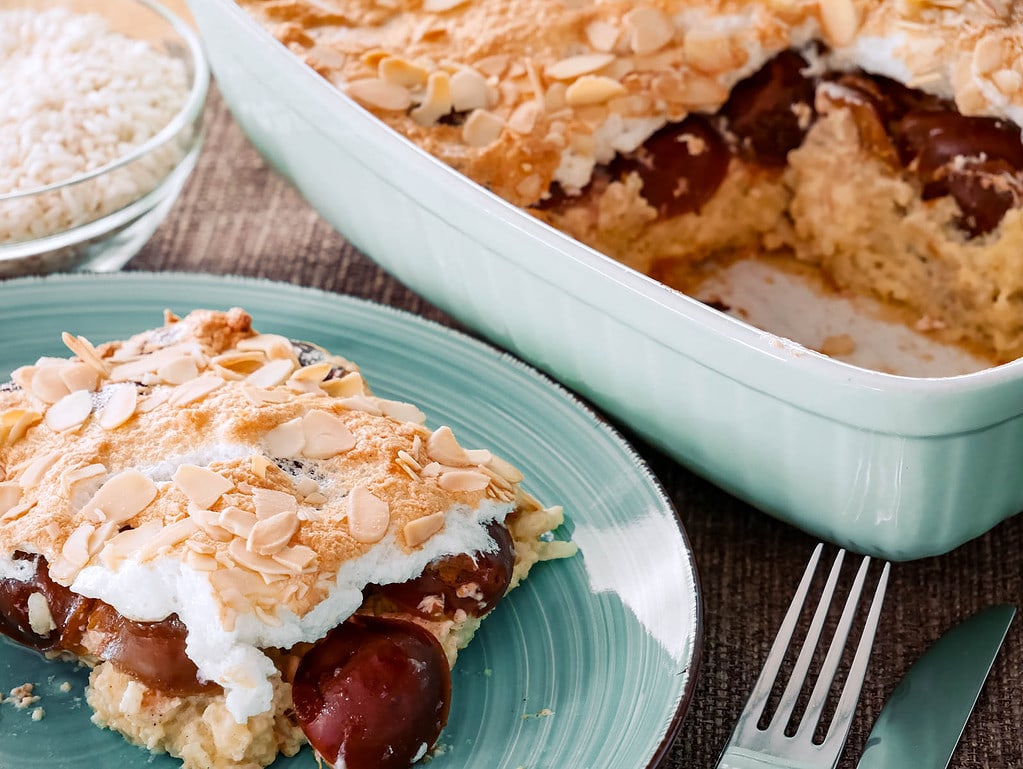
0;273;701;769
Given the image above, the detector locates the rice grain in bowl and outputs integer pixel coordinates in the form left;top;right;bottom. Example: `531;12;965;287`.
0;0;208;277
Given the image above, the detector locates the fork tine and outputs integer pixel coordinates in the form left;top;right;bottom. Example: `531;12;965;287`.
772;549;847;730
824;561;890;747
795;554;871;739
741;542;824;722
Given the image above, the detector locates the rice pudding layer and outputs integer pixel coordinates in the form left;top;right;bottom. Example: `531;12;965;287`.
240;0;1023;362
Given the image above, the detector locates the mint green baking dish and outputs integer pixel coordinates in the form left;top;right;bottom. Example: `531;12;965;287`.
188;0;1023;560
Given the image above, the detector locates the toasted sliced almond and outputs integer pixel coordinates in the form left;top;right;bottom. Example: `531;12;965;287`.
97;384;137;430
347;78;412;111
243;386;293;405
246;359;295;389
211;350;267;378
60;333;110;377
63;463;107;492
302;410;356;459
250;455;274;480
31;364;72;404
252;487;298;519
158;356;199;385
219;506;258;539
290;362;333;383
108;345;195;382
247;510;300;555
423;0;469;11
295;477;319;497
168;373;223;407
819;0;858;46
266;417;305;457
566;75;627;107
26;592;57;636
58;362;99;393
271;544;318;572
45;390;92;432
426;426;478;466
137;518;200;561
188;506;233;542
546;53;615;81
173;465;234;509
137;388;171;414
404;511;446;547
1;409;42;446
320;372;368;398
438;470;491;492
61;522;95;568
0;483;21;516
85;470;158;524
450;68;490;111
623;6;673;55
585;20;621;52
347;485;390;543
236;334;295;360
487;454;523;484
411;70;453;126
18;451;60;489
228;537;296;576
507;100;542;134
379;56;430;88
462;109;506;147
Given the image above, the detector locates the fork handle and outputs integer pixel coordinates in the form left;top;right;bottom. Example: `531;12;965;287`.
716;746;825;769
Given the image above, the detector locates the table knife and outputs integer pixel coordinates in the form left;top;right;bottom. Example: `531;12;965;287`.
856;603;1016;769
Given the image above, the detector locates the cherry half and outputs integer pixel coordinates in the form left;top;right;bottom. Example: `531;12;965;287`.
292;615;451;769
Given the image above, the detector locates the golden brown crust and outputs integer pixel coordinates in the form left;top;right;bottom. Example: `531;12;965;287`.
0;309;525;625
239;0;1023;204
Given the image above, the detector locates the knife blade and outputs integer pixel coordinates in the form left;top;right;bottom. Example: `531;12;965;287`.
856;603;1016;769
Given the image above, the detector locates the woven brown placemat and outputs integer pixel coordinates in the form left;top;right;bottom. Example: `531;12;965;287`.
132;86;1023;769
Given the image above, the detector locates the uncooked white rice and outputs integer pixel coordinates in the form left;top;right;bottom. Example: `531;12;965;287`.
0;8;192;245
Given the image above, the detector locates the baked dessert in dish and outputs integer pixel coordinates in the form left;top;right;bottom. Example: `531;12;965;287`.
239;0;1023;364
0;308;575;769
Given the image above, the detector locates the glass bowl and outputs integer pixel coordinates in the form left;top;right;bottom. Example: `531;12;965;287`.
0;0;208;277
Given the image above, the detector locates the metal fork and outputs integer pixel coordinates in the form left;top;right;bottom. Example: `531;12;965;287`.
716;544;891;769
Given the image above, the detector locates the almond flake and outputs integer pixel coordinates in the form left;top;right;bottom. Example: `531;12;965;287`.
347;78;412;111
375;398;427;424
347;485;390;543
585;20;621;52
0;499;35;522
246;359;295;389
302;410;356;459
426;426;477;467
304;492;328;505
236;334;295;360
253;487;298;519
84;470;158;524
45;389;92;432
211;350;267;378
184;550;220;572
188;506;233;542
97;384;137;430
462;108;506;147
58;362;99;393
486;454;524;484
438;469;491;492
295;477;319;497
476;54;510;77
450;68;490;111
247;510;300;555
1;409;42;446
271;544;318;572
31;364;72;404
60;333;110;377
565;75;627;107
158;356;200;385
168;373;223;407
379;56;430;88
266;417;305;457
411;70;453;126
137;388;170;413
26;592;56;636
228;537;295;576
404;512;446;547
137;518;200;562
546;53;615;81
250;455;274;480
219;506;258;539
396;450;422;473
420;461;443;478
18;451;60;489
0;483;21;516
291;362;333;383
61;522;95;568
108;345;196;382
507;101;542;134
243;386;293;405
320;372;368;398
623;6;673;55
819;0;859;46
423;0;469;11
63;463;107;491
173;465;234;509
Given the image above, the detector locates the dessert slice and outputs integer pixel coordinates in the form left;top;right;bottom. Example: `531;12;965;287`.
0;308;574;769
240;0;1023;363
